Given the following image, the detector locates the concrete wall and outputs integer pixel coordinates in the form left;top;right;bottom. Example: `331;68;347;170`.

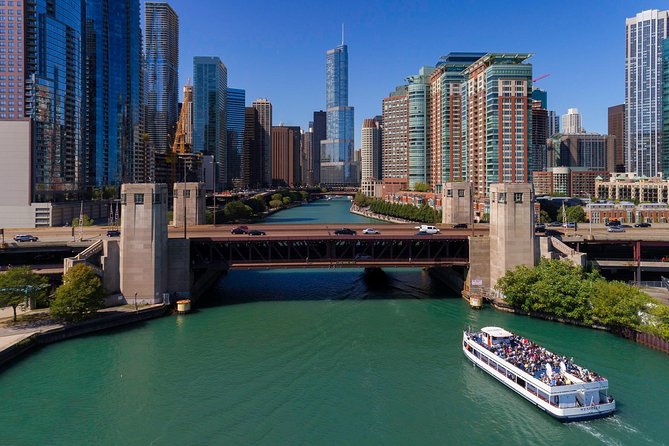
119;183;169;304
442;182;472;225
173;182;206;227
101;240;120;294
489;183;535;289
0;121;33;228
167;238;191;295
466;236;491;295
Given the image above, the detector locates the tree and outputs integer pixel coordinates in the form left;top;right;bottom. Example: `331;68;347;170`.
413;182;430;192
0;267;50;322
271;193;283;202
72;214;94;227
540;210;551;223
269;199;283;209
566;206;586;223
245;197;267;215
223;201;252;221
51;264;105;322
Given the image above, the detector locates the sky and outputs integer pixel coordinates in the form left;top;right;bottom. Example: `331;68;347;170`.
163;0;664;142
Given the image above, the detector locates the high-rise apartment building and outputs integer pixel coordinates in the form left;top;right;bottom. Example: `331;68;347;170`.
0;0;85;202
252;98;272;187
561;108;584;134
226;88;245;188
625;9;669;177
608;104;625;172
242;107;260;188
428;52;485;192
361;117;382;182
145;2;179;153
407;66;435;189
532;101;549;174
547;133;615;172
462;53;533;199
548;110;560;137
301;126;315;186
531;88;548;109
312;110;326;184
382;85;409;188
321;42;355;185
86;0;144;187
193;56;227;187
271;126;301;187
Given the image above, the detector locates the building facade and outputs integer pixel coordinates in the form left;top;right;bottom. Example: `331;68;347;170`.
561;108;583;134
193;56;227;187
596;173;669;203
546;133;615;172
271;126;301;187
301;126;315;186
608;104;625;172
226;88;245;189
531;101;549;174
252;98;272;187
361;117;382;195
312;110;326;184
242;107;260;188
625;9;669;177
321;42;355;185
85;0;144;188
406;66;434;189
381;85;408;188
548;110;560;137
462;53;533;199
145;2;179;154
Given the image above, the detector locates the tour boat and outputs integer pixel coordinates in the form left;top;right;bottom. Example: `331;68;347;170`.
463;327;616;421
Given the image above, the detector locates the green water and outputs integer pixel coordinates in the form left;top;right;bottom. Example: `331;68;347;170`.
0;200;667;445
264;196;385;225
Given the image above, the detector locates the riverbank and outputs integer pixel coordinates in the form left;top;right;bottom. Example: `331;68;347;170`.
349;204;416;224
0;304;169;370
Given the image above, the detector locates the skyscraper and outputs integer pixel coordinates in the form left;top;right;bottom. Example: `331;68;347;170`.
145;2;179;153
193;56;227;187
561;108;584;134
548;110;560;137
428;52;485;192
321;41;355;185
625;9;669;177
361;117;382;182
0;0;85;202
312;111;326;184
243;107;261;188
532;101;549;173
271;126;301;187
407;66;435;189
462;53;533;199
301;126;315;186
227;88;245;188
381;85;409;187
608;104;625;172
252;98;272;187
85;0;144;187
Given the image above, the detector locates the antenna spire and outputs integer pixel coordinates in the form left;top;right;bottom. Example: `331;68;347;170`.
341;23;344;45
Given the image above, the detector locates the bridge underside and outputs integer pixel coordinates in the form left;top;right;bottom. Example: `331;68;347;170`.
190;237;469;270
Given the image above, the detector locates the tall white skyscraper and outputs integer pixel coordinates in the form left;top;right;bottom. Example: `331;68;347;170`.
625;9;669;177
561;108;583;134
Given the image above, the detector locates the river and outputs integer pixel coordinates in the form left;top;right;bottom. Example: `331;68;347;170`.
0;198;667;445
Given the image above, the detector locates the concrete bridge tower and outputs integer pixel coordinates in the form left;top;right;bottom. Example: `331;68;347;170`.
119;183;169;304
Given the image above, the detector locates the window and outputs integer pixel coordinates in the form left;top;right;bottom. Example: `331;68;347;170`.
134;193;144;205
153;192;161;204
121;193;127;205
184;189;191;198
498;193;507;203
514;192;523;203
447;189;452;197
458;189;465;197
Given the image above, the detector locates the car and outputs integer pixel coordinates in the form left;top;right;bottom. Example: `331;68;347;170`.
605;220;621;227
607;226;625;233
231;225;249;234
634;222;652;228
334;228;356;235
14;234;38;242
548;221;563;227
453;223;468;229
562;222;576;229
362;228;380;234
248;229;266;236
544;229;563;237
414;225;440;234
106;229;121;237
535;224;546;233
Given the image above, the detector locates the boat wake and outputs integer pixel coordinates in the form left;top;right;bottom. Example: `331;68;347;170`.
574;417;658;446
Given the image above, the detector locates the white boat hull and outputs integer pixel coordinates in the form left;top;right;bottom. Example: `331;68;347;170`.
463;334;616;421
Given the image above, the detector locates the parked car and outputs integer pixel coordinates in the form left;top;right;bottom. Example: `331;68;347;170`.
549;221;563;227
544;229;563;237
14;234;38;242
106;229;121;237
634;222;652;228
605;220;621;227
414;225;440;234
362;228;380;235
453;223;468;229
607;226;625;233
231;225;249;234
248;229;266;236
562;222;576;229
334;228;356;235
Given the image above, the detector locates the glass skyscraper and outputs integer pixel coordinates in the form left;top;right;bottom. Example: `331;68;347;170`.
321;42;355;185
407;66;434;189
25;0;85;200
145;2;179;153
85;0;143;187
226;88;245;188
193;56;227;186
625;9;669;177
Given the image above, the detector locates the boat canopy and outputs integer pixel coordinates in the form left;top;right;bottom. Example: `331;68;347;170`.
481;327;513;338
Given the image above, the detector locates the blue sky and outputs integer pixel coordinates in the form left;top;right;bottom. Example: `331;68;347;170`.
164;0;662;141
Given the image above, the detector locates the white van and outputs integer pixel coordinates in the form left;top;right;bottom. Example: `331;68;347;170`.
415;225;440;234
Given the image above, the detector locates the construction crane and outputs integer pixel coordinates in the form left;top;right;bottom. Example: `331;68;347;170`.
533;73;551;83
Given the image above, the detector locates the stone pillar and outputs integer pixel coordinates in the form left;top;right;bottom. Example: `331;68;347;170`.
173;182;206;227
489;183;535;289
442;182;472;225
119;183;169;304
